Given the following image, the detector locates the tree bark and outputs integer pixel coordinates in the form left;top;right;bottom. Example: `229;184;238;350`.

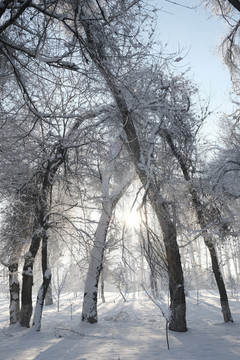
228;0;240;12
100;269;106;303
45;283;53;306
207;240;233;322
82;203;111;323
148;188;187;332
163;128;233;323
9;262;20;325
19;142;66;328
192;189;233;322
32;231;51;330
19;227;42;328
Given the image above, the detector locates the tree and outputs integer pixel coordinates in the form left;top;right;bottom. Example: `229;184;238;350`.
74;2;187;332
156;76;233;322
0;105;38;325
82;139;133;323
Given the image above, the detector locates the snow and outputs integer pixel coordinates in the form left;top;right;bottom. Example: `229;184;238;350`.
1;290;240;359
44;269;51;279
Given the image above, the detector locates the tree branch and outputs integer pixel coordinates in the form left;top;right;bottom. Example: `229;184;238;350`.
228;0;240;12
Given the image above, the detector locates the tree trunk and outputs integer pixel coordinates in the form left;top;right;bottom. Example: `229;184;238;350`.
19;228;42;327
152;200;187;332
82;19;187;331
82;204;111;323
9;263;20;325
100;270;106;303
45;283;53;306
191;188;233;323
150;270;159;300
205;238;233;322
109;83;187;330
163;128;233;323
32;231;51;331
104;71;187;331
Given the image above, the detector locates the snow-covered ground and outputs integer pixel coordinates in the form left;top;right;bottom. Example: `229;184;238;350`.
1;290;240;360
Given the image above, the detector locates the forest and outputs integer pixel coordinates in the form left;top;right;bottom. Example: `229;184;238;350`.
1;0;240;358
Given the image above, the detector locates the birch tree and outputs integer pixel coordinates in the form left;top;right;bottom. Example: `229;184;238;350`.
82;149;133;323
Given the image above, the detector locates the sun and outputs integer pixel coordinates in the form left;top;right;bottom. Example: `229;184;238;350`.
124;209;141;228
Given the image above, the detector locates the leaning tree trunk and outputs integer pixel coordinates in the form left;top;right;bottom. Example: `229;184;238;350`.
82;162;132;324
114;93;187;331
148;188;187;332
106;80;187;331
192;190;233;323
163;129;233;323
206;238;233;322
32;230;51;331
81;18;187;331
9;262;20;325
81;186;124;323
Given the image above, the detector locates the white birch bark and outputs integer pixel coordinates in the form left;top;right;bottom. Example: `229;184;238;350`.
82;203;111;323
9;263;20;325
82;158;133;323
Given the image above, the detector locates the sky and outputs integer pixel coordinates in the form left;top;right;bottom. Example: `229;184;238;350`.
152;0;234;139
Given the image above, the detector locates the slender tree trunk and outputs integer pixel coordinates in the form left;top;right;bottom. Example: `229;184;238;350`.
100;270;106;303
191;189;233;323
82;168;131;324
82;204;111;323
207;240;233;322
32;231;51;331
45;283;53;306
163;128;233;323
150;270;159;300
9;262;20;325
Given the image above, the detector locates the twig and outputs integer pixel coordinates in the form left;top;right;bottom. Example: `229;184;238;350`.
141;284;170;350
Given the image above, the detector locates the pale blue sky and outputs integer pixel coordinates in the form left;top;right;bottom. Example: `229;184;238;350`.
153;0;234;139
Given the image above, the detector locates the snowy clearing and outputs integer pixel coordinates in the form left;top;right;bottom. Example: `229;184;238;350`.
1;291;240;360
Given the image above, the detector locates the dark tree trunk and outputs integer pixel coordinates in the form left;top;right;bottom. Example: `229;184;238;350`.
19;133;65;328
109;82;188;331
191;189;233;323
205;238;233;322
101;69;187;331
9;263;20;325
228;0;240;12
163;128;233;323
152;201;187;332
